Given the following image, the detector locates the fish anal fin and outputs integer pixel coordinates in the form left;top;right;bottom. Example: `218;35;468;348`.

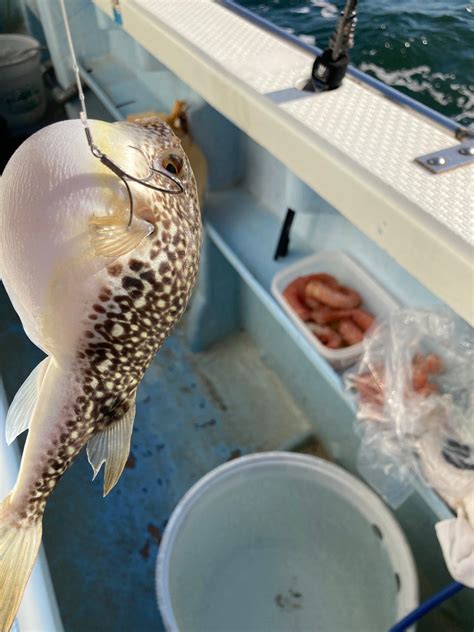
87;396;136;497
89;212;154;258
5;357;49;445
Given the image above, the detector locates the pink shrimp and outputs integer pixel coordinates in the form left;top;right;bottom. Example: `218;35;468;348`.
412;353;443;393
413;353;443;375
351;308;374;332
301;274;336;309
308;322;342;348
305;280;361;309
338;318;364;345
351;374;385;406
350;367;387;407
412;365;428;391
305;273;339;287
424;354;443;374
305;296;323;310
309;306;354;326
283;277;312;321
415;383;439;397
283;274;336;320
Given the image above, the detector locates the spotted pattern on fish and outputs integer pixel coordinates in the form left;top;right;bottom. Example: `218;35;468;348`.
17;120;202;526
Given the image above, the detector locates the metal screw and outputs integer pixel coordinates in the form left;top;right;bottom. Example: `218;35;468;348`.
427;156;446;166
459;146;474;156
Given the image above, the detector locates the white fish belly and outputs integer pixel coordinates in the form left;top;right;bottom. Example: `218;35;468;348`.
0;120;125;355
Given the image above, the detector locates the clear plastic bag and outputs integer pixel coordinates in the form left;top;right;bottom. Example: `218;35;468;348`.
346;309;474;511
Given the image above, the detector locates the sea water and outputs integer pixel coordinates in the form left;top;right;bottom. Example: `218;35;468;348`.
237;0;474;129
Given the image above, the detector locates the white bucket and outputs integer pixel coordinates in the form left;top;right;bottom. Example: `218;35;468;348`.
0;34;46;130
156;452;418;631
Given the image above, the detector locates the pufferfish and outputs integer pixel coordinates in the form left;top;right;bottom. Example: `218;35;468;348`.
0;117;202;631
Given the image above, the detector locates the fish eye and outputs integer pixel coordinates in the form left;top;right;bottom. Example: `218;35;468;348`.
161;154;183;176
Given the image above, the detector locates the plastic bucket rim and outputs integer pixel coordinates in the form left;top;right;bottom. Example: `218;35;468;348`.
155;451;418;631
0;34;41;69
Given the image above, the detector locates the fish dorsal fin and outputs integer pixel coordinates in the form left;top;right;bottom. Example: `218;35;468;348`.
87;395;136;496
89;212;154;258
181;136;207;208
5;357;49;445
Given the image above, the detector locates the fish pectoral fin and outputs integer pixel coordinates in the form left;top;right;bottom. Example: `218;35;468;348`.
89;212;154;258
5;357;50;445
86;396;136;496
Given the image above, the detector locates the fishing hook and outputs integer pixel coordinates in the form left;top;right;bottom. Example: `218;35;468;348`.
59;0;184;232
83;130;184;227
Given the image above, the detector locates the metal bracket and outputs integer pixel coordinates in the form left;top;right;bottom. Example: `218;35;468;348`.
415;138;474;173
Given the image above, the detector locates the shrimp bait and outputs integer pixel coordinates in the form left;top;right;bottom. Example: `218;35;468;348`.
305;279;361;309
338;318;364;345
283;276;312;321
308;322;342;348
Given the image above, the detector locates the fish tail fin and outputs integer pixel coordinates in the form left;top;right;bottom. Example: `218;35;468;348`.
0;494;42;632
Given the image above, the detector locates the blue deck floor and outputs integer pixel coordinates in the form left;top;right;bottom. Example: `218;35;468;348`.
44;332;236;632
1;284;314;631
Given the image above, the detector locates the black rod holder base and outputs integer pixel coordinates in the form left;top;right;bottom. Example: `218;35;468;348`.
303;48;350;92
274;208;296;260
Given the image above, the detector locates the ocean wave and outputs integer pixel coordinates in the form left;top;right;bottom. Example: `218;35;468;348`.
291;6;311;14
298;34;316;45
309;1;338;18
237;0;473;128
359;63;456;107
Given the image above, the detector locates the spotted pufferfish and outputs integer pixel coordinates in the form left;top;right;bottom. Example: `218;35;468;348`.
0;117;202;631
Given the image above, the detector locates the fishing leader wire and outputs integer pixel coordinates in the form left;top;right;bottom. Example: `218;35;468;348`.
58;0;184;228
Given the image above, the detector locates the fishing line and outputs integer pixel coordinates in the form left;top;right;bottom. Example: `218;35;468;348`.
58;0;184;227
58;0;90;133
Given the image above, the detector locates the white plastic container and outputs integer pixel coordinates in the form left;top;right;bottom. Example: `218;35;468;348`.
271;251;399;370
156;452;418;632
0;35;46;130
